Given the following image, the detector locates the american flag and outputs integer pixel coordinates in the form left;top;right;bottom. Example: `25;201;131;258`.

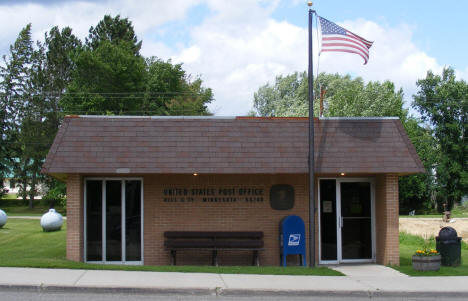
318;16;373;65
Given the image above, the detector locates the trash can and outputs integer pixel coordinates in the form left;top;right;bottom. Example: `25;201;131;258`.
436;227;461;266
279;215;306;267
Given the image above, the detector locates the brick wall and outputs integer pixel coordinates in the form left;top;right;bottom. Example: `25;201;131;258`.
375;174;400;266
143;174;313;266
66;174;83;261
65;173;400;266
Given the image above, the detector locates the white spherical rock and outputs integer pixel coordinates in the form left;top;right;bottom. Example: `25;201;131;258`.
0;209;7;228
40;209;63;232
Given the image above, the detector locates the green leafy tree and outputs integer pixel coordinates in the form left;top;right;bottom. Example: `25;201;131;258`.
318;73;406;118
62;15;213;116
61;40;146;115
143;57;213;115
413;68;468;209
1;16;214;203
42;179;66;208
86;15;142;56
252;72;406;118
398;118;437;213
252;71;436;212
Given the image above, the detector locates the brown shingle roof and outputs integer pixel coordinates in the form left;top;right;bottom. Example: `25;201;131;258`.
42;116;424;176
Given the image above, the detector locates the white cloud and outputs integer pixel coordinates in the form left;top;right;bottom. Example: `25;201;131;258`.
1;1;466;116
456;66;468;82
177;46;201;64
311;19;452;115
171;4;308;115
171;8;451;115
0;0;201;54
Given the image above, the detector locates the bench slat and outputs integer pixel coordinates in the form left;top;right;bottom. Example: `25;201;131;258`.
164;231;263;239
165;239;264;249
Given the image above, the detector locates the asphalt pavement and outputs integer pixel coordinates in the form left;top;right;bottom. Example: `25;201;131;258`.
0;265;467;298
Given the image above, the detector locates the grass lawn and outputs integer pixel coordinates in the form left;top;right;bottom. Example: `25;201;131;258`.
0;218;342;276
393;232;468;276
400;205;468;219
400;215;445;219
1;193;18;200
0;198;65;216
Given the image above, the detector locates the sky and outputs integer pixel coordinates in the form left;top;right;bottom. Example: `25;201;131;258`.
0;0;466;116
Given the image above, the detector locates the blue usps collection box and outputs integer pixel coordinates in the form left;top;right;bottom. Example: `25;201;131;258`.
280;215;306;266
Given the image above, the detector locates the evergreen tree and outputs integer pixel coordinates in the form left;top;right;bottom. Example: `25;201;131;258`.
0;24;36;204
41;26;81;201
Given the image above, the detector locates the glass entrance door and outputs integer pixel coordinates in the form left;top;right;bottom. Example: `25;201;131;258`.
320;179;337;262
319;179;374;263
339;182;373;260
85;179;143;264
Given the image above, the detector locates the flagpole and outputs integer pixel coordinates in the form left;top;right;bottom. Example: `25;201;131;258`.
308;1;316;267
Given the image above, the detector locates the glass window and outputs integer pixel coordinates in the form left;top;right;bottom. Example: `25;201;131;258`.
86;180;102;261
125;180;141;261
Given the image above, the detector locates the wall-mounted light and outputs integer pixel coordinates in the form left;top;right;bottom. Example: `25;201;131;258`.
193;173;198;176
340;172;345;176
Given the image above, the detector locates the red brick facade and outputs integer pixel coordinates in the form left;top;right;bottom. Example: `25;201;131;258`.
66;173;400;266
66;174;83;262
375;174;400;265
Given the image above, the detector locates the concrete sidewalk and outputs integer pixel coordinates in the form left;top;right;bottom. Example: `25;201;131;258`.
0;265;467;297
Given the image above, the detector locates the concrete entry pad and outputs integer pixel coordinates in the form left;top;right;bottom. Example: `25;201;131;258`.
330;264;408;278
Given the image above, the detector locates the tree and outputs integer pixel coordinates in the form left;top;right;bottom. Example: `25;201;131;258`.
1;16;214;203
0;25;79;206
413;68;468;209
44;26;82;98
60;40;147;115
252;72;406;118
41;26;82;203
251;71;437;213
0;24;43;206
61;46;213;116
86;15;142;56
398;118;437;213
143;57;213;116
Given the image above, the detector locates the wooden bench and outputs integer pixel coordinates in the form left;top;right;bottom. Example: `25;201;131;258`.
164;231;264;266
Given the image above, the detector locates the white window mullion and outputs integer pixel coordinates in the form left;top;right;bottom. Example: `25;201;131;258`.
102;180;106;262
336;181;342;262
121;180;126;263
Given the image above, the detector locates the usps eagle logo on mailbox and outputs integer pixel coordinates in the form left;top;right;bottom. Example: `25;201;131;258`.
288;234;301;246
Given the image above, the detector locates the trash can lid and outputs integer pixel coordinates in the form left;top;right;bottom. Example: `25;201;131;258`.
438;226;458;240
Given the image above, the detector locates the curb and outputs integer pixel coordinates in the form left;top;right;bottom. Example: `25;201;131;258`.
2;284;468;298
0;285;216;296
220;289;468;298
